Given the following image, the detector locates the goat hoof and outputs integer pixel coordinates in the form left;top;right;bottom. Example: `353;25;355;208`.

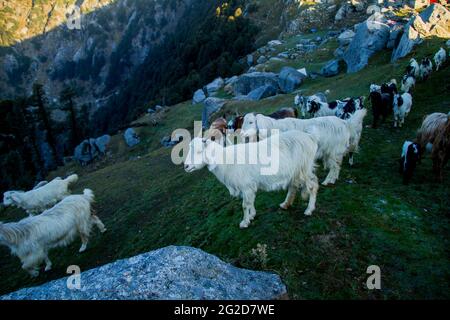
101;228;107;233
45;265;52;272
79;245;87;253
239;221;250;229
304;210;313;216
279;203;289;210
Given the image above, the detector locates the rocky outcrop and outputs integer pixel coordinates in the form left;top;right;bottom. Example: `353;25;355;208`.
246;85;278;101
206;77;225;96
391;4;450;61
321;59;342;77
193;89;207;104
1;246;287;300
343;13;390;73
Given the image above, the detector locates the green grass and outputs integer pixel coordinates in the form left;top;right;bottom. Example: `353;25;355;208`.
0;36;449;299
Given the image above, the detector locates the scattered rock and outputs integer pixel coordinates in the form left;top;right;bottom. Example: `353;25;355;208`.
247;54;254;66
246;84;278;101
74;135;111;165
202;97;227;128
391;4;450;61
206;77;224;95
193;89;206;104
124;128;140;147
267;40;283;46
278;67;306;93
233;72;279;96
321;59;342;77
257;55;267;64
1;246;287;300
344;13;390;73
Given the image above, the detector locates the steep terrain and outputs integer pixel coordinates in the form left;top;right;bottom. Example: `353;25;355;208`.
1;30;449;298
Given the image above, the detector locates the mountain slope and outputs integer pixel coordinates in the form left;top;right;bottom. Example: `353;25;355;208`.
1;34;449;298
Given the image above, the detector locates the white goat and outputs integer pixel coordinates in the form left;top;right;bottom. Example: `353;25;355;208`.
401;74;416;93
393;92;413;128
184;132;319;229
434;47;446;71
240;110;366;185
0;189;106;277
3;174;78;215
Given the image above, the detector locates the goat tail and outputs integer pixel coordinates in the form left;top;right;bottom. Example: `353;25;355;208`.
65;174;79;185
83;189;95;203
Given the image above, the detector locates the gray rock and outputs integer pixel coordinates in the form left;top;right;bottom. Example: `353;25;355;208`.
124;128;140;147
1;246;287;300
160;136;180;148
233;72;279;96
446;39;450;48
278;67;306;93
193;89;206;104
386;23;404;49
257;55;267;64
206;77;224;95
73;135;111;165
267;40;283;46
343;13;390;73
202;97;227;128
338;30;355;46
391;4;450;61
246;85;278;101
247;54;254;66
334;46;346;58
321;59;342;77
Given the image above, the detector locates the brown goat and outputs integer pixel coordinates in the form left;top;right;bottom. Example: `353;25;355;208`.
268;107;298;119
431;116;450;181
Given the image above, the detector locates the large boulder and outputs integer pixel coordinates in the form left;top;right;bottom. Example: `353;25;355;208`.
124;128;140;147
321;59;342;77
233;72;279;96
278;67;306;93
246;85;278;101
73;135;111;165
391;4;450;61
193;89;206;104
343;13;390;73
1;246;287;300
386;23;404;49
202;97;227;128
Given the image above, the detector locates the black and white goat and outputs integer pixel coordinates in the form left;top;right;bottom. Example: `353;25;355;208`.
307;97;364;119
419;58;433;81
434;47;446;71
393;92;413;128
405;58;420;78
400;141;421;185
295;91;328;118
401;74;416;93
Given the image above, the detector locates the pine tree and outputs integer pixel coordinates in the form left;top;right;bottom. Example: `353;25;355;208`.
60;85;82;149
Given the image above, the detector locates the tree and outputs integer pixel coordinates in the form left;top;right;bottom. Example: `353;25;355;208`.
60;84;82;148
31;83;61;166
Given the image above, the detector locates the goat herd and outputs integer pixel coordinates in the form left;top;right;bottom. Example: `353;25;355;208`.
0;47;448;279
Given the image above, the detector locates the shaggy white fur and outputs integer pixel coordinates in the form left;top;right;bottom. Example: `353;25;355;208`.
240;112;364;185
434;47;446;71
401;75;416;93
3;174;79;214
393;92;413;128
184;131;319;229
0;189;106;277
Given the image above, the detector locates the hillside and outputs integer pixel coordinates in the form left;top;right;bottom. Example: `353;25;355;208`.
1;28;449;298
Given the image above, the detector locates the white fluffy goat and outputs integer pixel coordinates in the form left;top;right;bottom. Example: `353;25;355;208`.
0;189;106;277
401;74;416;93
393;92;413;128
2;174;79;214
434;47;446;71
406;58;420;78
240;109;367;185
184;132;319;229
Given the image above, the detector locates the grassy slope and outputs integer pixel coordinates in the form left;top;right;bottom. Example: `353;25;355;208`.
0;36;449;299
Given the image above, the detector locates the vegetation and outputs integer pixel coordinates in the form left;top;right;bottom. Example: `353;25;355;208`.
1;34;448;299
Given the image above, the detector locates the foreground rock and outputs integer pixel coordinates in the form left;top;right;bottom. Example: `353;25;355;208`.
344;12;390;73
1;246;287;300
202;97;227;128
392;4;450;61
